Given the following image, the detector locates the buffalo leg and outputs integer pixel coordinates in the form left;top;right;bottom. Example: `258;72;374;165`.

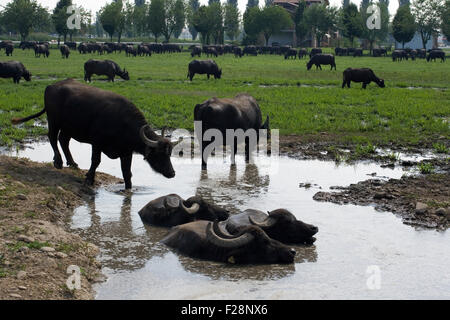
362;83;367;89
48;124;63;169
58;131;78;168
342;80;346;88
120;154;133;189
207;74;210;79
85;146;101;186
347;81;351;88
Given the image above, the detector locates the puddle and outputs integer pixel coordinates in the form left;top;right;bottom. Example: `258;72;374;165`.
4;141;450;299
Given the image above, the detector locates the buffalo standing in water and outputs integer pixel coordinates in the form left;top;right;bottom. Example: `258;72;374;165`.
187;60;222;81
342;68;385;89
307;54;336;70
84;59;129;82
161;220;296;264
138;194;229;227
0;61;31;83
11;79;175;189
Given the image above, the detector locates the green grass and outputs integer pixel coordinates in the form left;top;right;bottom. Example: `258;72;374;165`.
418;162;434;174
0;48;449;148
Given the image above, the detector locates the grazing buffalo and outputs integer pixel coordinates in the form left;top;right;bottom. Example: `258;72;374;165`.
342;68;385;89
34;44;49;58
187;60;222;81
60;45;70;58
353;48;363;57
307;54;336;70
161;220;296;264
5;44;14;56
427;50;446;62
84;59;129;82
11;79;175;189
372;48;387;57
392;50;407;61
203;46;218;57
220;209;318;245
243;46;258;56
233;47;243;58
0;61;31;83
335;47;347;56
64;42;77;50
284;48;297;59
194;93;269;169
138;194;229;227
126;45;137;57
309;48;322;58
191;46;202;57
298;48;308;59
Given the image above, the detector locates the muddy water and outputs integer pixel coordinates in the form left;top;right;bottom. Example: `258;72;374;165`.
7;141;450;299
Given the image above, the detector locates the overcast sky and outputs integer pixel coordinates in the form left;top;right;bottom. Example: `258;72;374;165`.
0;0;400;20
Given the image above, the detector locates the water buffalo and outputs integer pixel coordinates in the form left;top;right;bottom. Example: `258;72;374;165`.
298;48;308;59
307;54;336;70
161;220;296;264
138;194;229;227
194;93;269;169
0;61;31;84
203;46;218;57
353;48;363;57
309;48;322;58
243;46;258;56
84;59;129;82
372;48;387;57
60;45;70;58
5;44;14;56
125;45;137;57
233;47;243;58
220;209;318;245
64;42;77;50
34;44;49;58
284;48;297;59
335;47;347;56
191;46;202;57
187;60;222;81
342;68;385;89
392;50;407;61
11;79;175;189
427;50;446;62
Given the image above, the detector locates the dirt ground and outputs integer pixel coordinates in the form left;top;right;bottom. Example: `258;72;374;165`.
0;155;120;300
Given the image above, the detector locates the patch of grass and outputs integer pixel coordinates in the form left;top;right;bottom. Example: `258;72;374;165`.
353;143;377;158
56;242;77;254
433;143;449;154
7;240;51;251
24;211;36;219
418;162;434;174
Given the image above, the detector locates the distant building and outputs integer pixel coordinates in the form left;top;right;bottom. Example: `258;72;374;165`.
394;34;438;50
270;0;329;47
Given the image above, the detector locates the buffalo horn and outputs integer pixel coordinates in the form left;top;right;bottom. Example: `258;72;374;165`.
206;221;254;248
248;215;276;228
164;196;180;208
140;125;158;147
181;202;200;214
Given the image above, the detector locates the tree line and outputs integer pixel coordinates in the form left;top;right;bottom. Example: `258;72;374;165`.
0;0;449;48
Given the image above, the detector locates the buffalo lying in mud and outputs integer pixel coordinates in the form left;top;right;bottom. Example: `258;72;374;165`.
219;209;318;245
84;59;129;82
194;93;269;169
161;220;296;264
307;54;336;70
0;61;31;83
11;79;175;189
139;194;229;227
187;60;222;81
342;68;385;89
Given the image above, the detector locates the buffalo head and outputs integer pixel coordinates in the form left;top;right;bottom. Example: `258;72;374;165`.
207;221;296;264
249;209;318;245
377;79;385;88
140;125;175;178
184;196;229;222
214;69;222;79
306;61;313;70
23;71;32;81
120;68;130;80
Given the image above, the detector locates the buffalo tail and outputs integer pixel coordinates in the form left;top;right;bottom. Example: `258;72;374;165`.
11;108;46;125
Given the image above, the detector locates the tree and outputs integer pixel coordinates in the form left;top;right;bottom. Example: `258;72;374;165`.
133;2;148;36
306;4;337;47
294;0;308;46
173;0;186;39
187;0;200;40
392;4;416;48
247;0;259;9
360;1;389;53
243;6;262;44
1;0;49;41
148;0;165;41
67;5;90;41
209;2;224;44
442;0;450;40
33;4;52;33
99;0;126;42
193;5;215;44
259;5;292;46
224;2;240;41
52;0;72;44
340;3;364;46
411;0;443;49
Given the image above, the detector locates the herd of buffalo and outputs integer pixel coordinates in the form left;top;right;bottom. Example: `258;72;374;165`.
0;39;447;264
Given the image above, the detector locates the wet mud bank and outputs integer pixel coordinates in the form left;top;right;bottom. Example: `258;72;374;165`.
0;155;119;299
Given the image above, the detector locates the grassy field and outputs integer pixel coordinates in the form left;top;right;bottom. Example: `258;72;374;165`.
0;47;449;149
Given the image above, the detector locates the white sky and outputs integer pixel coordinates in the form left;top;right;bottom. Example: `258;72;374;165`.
0;0;400;20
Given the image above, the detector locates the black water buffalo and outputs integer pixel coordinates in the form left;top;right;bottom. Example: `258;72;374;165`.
161;220;296;264
4;44;14;56
11;79;175;189
0;61;32;83
353;48;363;57
125;45;137;57
194;93;269;169
427;50;446;62
243;46;258;56
64;42;77;50
298;48;308;59
335;47;347;56
60;44;70;58
219;209;318;245
0;40;13;50
309;48;322;58
307;54;336;70
342;68;385;89
203;46;218;57
138;194;229;227
392;50;407;61
372;48;387;57
284;48;297;59
187;60;222;81
84;59;129;82
191;46;202;57
34;44;49;58
233;47;243;58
